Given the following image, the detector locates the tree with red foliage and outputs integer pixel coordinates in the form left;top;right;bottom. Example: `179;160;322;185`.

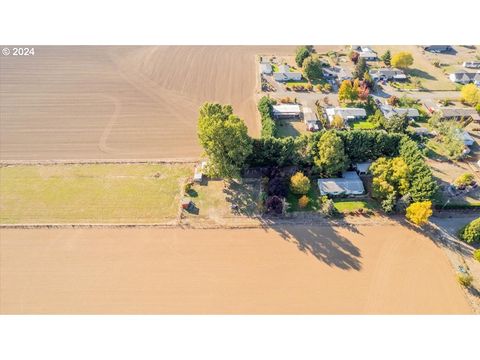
349;51;359;64
358;82;370;101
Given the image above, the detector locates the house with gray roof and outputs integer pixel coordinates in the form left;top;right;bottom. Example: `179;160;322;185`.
379;105;419;119
438;107;480;122
322;66;352;82
259;62;272;75
351;46;377;60
325;107;367;123
423;45;452;53
449;70;480;85
369;68;407;81
318;171;365;196
273;64;302;82
463;61;480;69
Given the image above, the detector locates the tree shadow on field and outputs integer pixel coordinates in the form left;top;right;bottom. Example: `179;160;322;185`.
407;68;436;80
259;217;363;271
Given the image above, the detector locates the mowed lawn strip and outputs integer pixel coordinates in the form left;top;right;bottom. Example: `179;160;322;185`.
0;164;192;224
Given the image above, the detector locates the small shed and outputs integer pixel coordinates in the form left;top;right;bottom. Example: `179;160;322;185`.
181;198;193;210
355;162;372;175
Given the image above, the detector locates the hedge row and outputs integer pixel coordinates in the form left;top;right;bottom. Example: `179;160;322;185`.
258;96;277;138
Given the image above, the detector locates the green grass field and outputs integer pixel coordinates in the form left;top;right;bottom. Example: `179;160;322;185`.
0;164;192;224
351;120;377;130
333;199;376;212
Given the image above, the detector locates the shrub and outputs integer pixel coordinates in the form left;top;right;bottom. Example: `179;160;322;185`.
290;172;311;195
387;96;399;106
459;218;480;244
298;195;309;209
320;196;336;217
265;195;284;215
406;201;433;226
457;273;473;287
473;249;480;263
184;179;194;193
454;173;475;187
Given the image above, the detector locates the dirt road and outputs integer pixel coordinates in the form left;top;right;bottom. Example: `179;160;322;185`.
0;224;471;314
0;46;295;161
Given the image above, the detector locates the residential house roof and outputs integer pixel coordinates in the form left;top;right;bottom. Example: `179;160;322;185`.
380;105;419;118
272;104;301;115
303;107;317;122
456;129;475;146
326;107;367;121
322;66;352;80
423;45;451;52
318;171;365;196
449;70;480;83
369;68;406;80
438;107;480;121
260;62;272;74
355;162;372;174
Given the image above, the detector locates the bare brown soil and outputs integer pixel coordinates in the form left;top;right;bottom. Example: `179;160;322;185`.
0;46;296;161
0;225;472;314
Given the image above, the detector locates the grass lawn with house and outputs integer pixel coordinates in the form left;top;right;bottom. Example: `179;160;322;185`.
0;163;192;224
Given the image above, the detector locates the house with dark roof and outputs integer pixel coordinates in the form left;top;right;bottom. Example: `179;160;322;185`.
449;70;480;85
423;45;452;53
438;107;480;122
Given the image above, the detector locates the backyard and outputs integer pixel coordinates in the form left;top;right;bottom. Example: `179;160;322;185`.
0;163;193;224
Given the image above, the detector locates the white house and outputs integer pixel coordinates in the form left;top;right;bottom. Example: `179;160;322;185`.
463;61;480;69
379;105;419;119
318;171;365;196
303;107;319;131
326;107;367;123
260;62;272;75
273;64;302;82
449;70;480;84
352;46;377;60
272;104;302;119
322;66;352;82
369;68;407;81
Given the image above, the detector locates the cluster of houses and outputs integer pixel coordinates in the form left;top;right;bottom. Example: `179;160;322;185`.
259;58;302;82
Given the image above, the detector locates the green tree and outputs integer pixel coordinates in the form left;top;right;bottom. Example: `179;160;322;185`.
331;114;345;129
295;46;311;67
353;57;367;80
474;249;480;262
383;114;408;133
454;173;475;187
406;201;433;226
381;50;391;66
257;96;277;138
338;80;359;103
314;131;348;177
198;103;252;179
391;52;414;69
302;55;324;81
290;172;311;195
461;83;480;106
459;218;480;244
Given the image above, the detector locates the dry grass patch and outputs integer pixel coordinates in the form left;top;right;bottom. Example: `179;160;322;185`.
0;163;192;224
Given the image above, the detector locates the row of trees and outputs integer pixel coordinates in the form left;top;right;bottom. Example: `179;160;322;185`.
257;96;277;138
198;103;437;204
